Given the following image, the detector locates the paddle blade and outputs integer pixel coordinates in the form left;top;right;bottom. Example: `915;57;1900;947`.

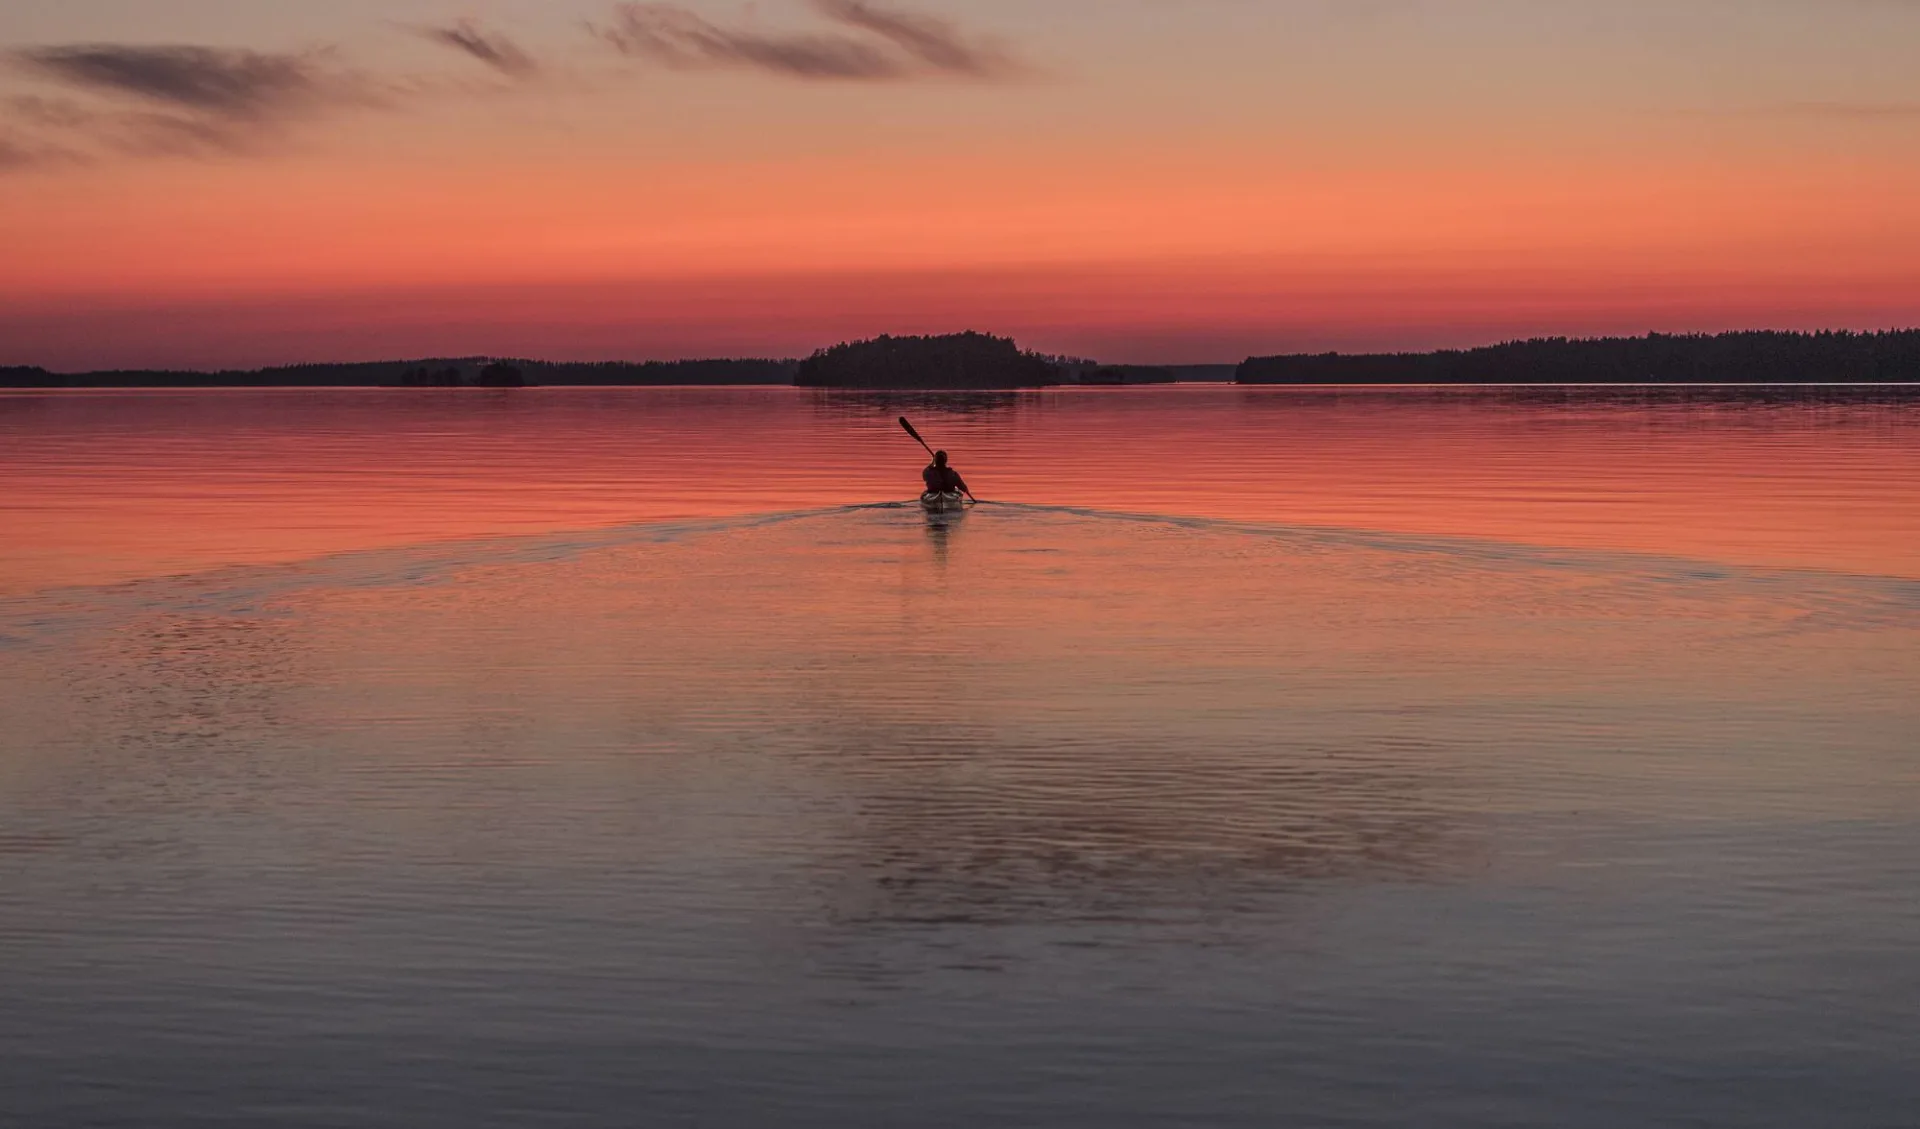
899;417;933;454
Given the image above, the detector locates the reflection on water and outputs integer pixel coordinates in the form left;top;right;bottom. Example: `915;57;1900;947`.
1482;383;1920;409
809;728;1466;935
4;385;1918;596
808;388;1031;419
924;513;956;568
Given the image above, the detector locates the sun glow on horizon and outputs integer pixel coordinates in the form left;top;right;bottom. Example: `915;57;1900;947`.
4;0;1918;367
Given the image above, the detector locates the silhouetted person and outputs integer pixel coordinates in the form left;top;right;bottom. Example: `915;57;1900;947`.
923;451;970;497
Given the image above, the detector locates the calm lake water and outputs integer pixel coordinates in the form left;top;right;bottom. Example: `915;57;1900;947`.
2;386;1918;1128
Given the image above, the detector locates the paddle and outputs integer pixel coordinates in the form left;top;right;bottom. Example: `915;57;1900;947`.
899;417;978;504
899;416;936;459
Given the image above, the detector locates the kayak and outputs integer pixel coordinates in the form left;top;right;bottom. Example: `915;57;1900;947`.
920;491;968;515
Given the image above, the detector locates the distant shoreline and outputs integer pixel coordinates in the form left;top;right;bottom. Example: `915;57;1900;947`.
7;330;1918;389
6;383;1916;395
0;357;801;390
1237;331;1920;386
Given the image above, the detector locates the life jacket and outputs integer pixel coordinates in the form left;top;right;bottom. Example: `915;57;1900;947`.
924;465;962;493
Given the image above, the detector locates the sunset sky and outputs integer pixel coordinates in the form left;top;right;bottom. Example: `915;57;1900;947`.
3;0;1918;369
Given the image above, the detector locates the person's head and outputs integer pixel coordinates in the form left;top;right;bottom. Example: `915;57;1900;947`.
934;451;949;467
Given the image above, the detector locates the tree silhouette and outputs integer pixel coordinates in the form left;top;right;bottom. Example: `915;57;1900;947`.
476;362;526;387
1239;330;1920;385
794;332;1062;389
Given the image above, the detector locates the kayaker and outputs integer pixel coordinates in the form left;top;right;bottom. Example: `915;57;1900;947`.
923;451;970;497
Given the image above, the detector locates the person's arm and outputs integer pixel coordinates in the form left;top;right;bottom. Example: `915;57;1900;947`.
954;472;973;500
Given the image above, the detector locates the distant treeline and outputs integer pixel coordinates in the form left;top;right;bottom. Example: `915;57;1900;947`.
795;332;1062;389
1238;331;1920;385
0;358;799;388
14;331;1915;390
397;362;530;387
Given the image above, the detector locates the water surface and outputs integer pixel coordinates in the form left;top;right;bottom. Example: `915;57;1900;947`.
2;387;1917;1128
5;385;1918;593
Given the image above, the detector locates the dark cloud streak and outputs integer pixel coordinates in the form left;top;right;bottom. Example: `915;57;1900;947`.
417;20;539;78
598;4;904;78
596;0;1027;81
815;0;1016;77
2;44;389;167
0;4;1026;173
13;45;351;118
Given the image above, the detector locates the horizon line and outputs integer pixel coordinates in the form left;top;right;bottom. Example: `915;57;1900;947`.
8;325;1920;377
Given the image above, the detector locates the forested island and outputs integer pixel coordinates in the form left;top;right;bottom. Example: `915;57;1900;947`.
795;332;1064;389
1237;331;1920;385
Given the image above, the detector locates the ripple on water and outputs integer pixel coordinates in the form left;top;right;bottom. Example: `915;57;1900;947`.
1;504;1917;1128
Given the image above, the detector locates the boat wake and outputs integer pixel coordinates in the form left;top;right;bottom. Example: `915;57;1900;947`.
3;500;1915;651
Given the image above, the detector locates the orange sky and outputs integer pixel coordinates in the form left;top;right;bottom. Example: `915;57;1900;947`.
3;1;1919;366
